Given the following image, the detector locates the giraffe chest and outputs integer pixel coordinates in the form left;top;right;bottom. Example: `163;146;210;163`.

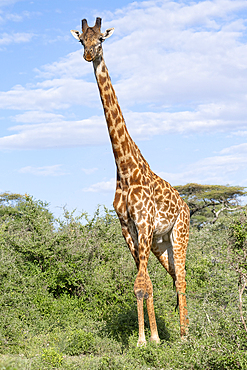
114;177;152;221
114;178;179;235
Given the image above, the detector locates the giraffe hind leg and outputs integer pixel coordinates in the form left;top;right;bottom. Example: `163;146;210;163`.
172;208;190;339
151;231;189;338
151;236;176;281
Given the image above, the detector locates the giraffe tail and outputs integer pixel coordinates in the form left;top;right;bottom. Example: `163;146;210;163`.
175;292;179;312
173;280;179;312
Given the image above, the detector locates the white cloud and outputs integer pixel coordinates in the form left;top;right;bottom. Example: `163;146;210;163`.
19;164;67;176
0;78;98;110
24;0;247;110
35;50;92;79
81;140;247;194
158;145;247;186
0;0;246;150
13;111;65;123
0;116;108;150
4;13;22;22
232;131;247;137
81;167;98;175
99;0;247;110
82;178;115;192
1;100;247;150
0;32;35;45
220;142;247;154
0;10;42;24
125;101;247;138
0;0;20;6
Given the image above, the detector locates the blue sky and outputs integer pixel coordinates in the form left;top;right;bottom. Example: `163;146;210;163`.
1;0;247;217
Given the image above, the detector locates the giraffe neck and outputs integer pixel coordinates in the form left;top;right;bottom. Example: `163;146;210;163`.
93;56;141;178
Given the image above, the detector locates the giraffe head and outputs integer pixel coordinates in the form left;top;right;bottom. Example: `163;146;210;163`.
71;17;114;62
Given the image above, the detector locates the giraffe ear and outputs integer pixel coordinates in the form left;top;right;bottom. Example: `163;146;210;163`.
71;30;81;40
101;28;114;41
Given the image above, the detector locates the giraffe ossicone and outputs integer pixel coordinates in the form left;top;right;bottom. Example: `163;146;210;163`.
71;17;190;345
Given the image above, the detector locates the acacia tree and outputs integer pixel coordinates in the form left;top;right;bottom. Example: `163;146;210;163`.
175;183;247;226
0;192;23;205
0;192;24;220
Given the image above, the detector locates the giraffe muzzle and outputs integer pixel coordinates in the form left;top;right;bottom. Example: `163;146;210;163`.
84;53;93;62
84;49;95;62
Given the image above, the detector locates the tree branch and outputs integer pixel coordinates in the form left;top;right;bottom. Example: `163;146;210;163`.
189;203;210;217
211;204;244;224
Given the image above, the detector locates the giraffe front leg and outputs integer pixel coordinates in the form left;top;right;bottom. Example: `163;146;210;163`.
117;216;147;345
134;269;147;346
134;267;160;345
133;229;159;346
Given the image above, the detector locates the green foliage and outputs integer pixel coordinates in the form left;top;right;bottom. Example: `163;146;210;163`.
0;193;247;369
42;347;64;367
229;212;247;277
230;212;247;250
228;211;247;335
206;351;247;370
64;329;95;356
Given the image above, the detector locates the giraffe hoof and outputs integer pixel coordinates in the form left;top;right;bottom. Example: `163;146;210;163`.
144;292;149;299
137;339;147;347
135;289;144;300
150;336;160;344
181;335;188;341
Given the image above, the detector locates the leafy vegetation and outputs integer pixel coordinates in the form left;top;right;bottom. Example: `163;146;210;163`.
0;192;246;369
229;211;247;334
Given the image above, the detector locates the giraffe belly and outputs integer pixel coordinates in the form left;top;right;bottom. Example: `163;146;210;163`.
151;232;175;276
153;200;180;236
153;213;175;236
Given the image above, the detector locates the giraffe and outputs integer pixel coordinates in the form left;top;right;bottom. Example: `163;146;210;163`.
71;17;190;345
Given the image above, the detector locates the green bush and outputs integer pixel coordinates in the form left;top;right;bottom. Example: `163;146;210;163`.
42;347;64;367
64;329;95;356
0;193;247;369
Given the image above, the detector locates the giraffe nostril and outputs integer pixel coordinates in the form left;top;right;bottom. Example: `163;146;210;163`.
84;49;94;62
